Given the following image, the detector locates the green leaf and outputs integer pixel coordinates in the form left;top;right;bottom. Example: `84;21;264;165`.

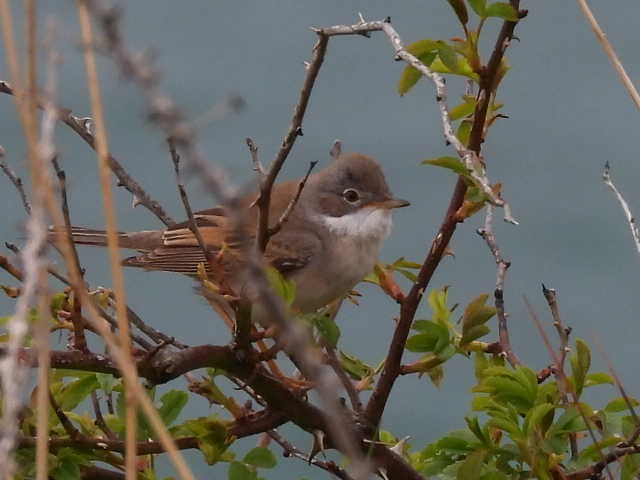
96;373;117;395
405;39;440;58
578;436;622;462
461;294;496;345
228;462;256;480
428;364;445;387
407;333;438;353
622;453;640;480
449;98;477;121
339;350;373;380
468;0;487;16
422;156;468;176
447;0;469;25
570;338;591;397
436;42;459;72
49;448;89;480
584;372;614;388
485;2;519;21
523;403;554;435
243;447;277;468
175;416;232;465
264;266;296;306
457;449;486;480
312;313;341;347
158;390;188;426
57;374;99;411
397;51;437;95
456;119;472;146
460;325;490;345
427;288;450;325
605;397;640;413
410;320;450;353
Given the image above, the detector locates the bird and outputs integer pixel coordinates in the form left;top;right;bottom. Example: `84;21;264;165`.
56;152;409;314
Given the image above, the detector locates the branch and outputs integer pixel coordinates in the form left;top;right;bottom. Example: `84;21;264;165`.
477;205;519;367
602;161;640;255
0;148;31;214
364;4;524;428
268;160;317;237
254;32;328;251
566;444;640;480
0;80;175;226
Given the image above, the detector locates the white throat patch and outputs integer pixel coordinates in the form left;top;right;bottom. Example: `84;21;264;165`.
319;208;393;241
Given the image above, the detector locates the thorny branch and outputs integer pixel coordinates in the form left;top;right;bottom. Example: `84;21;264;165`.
362;4;525;428
0;147;31;214
477;205;519;367
602;161;640;255
0;80;175;227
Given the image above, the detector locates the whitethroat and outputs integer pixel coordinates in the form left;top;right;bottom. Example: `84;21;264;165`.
59;153;409;313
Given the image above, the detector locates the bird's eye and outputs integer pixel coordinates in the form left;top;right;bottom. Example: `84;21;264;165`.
342;188;360;204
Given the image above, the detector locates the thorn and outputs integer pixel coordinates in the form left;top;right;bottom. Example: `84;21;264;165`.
384;16;391;23
330;139;342;159
295;126;304;137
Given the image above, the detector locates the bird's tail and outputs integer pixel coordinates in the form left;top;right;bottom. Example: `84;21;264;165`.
49;226;163;250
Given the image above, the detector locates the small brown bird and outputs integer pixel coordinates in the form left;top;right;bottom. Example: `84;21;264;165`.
60;153;409;313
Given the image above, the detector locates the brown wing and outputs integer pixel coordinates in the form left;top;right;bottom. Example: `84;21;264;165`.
122;179;316;276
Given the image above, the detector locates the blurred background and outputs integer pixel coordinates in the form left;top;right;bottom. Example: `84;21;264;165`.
1;1;640;478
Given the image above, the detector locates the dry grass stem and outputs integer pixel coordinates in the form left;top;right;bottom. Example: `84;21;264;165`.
576;0;640;110
74;1;137;476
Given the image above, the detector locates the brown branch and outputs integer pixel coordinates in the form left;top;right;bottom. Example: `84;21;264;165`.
0;80;175;226
49;390;82;439
51;157;88;352
0;148;31;214
325;346;362;413
268;429;354;480
168;137;212;262
541;284;577;459
254;34;328;251
268;160;317;237
0;254;24;282
566;444;640;480
524;296;614;480
365;4;524;428
10;343;423;480
91;391;117;440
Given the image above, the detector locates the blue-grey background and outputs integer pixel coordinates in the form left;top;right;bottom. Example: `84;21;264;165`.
2;1;640;478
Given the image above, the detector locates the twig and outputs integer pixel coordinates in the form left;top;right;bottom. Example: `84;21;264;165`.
254;32;328;251
524;296;614;480
576;0;640;110
75;3;138;476
268;160;317;237
246;137;265;176
91;392;117;440
477;205;519;367
0;254;24;281
269;430;354;480
325;346;362;413
0;149;31;214
168;137;211;261
541;284;577;458
602;161;640;255
49;390;81;439
566;444;640;480
0;80;175;226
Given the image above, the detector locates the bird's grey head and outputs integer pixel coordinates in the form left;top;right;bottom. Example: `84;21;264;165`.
308;153;409;218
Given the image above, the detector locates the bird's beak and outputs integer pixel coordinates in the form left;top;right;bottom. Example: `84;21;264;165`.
369;197;411;210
